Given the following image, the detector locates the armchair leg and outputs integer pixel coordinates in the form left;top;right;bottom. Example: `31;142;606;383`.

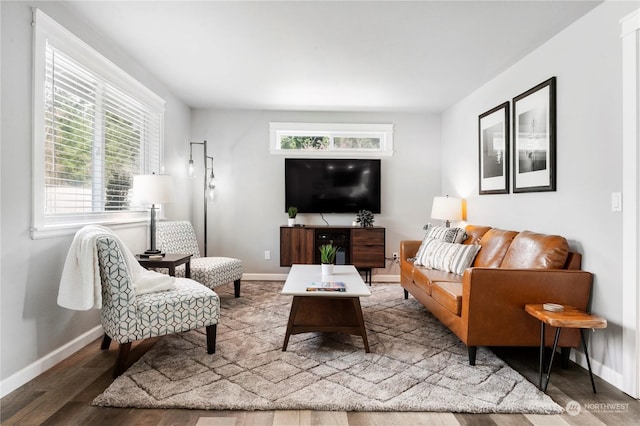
113;342;132;378
468;346;477;365
403;289;409;300
101;333;112;350
234;279;241;298
206;324;217;354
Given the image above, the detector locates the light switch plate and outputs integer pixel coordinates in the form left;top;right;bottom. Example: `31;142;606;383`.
611;192;622;212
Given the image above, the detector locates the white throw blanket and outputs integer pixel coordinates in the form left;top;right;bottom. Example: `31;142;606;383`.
57;225;176;310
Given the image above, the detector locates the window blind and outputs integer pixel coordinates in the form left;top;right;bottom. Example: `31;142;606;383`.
43;42;161;216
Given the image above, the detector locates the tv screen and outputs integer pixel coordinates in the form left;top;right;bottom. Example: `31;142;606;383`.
285;158;381;214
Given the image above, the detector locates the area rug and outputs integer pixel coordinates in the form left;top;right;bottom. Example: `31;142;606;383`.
93;282;562;413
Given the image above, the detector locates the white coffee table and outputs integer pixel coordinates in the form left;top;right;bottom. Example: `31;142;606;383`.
281;264;371;352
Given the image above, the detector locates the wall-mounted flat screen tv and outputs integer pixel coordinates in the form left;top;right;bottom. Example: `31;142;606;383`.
285;158;381;214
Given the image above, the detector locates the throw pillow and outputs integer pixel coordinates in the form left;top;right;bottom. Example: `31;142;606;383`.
415;224;467;263
417;238;481;275
424;224;467;243
414;236;439;266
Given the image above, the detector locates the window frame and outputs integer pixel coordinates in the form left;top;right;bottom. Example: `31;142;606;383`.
269;122;394;157
32;9;165;239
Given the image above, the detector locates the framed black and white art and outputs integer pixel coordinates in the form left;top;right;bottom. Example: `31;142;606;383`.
479;102;509;194
512;77;557;193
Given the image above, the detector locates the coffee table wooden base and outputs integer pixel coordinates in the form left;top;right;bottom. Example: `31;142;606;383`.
282;295;370;352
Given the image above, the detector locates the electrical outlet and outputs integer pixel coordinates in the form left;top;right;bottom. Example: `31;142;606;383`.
264;250;271;260
392;252;399;261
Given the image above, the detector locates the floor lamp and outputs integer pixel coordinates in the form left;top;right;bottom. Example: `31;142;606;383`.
188;140;216;256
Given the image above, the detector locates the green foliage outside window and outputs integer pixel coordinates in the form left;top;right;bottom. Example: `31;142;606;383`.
45;94;94;188
104;111;140;210
279;135;381;151
334;137;381;150
280;136;330;150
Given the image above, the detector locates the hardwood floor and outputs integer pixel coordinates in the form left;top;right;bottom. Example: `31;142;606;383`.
2;285;638;425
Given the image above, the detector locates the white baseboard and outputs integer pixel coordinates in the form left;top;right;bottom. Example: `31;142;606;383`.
0;325;104;398
242;273;400;282
371;274;401;282
243;273;288;281
572;350;626;394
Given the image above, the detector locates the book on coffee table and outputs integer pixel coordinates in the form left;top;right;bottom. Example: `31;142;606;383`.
306;281;347;292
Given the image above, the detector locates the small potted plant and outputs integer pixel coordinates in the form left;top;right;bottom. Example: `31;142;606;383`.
287;206;298;227
356;209;374;228
319;243;338;276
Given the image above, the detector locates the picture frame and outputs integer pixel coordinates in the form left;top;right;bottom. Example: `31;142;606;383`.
512;77;557;193
479;102;510;194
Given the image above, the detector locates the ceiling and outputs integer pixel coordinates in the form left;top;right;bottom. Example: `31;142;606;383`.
61;1;602;113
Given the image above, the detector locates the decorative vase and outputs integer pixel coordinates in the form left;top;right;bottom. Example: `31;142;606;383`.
288;218;296;227
321;263;333;277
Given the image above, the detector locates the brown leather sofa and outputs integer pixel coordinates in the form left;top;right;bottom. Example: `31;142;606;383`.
400;225;593;365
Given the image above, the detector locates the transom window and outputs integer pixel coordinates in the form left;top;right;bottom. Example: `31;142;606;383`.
270;122;394;156
32;10;165;238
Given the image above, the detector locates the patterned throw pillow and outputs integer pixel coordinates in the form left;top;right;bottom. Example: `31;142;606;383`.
423;224;467;243
415;238;481;275
414;224;467;262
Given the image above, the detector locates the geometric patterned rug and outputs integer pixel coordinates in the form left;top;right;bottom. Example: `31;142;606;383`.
93;282;562;414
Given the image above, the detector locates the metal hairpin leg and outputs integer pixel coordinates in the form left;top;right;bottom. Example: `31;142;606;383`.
581;328;598;393
542;326;561;392
539;325;598;393
538;322;545;390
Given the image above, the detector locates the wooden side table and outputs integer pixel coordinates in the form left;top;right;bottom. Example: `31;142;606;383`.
525;304;607;393
135;253;192;278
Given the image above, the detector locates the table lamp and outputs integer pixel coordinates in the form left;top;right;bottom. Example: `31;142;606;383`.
431;195;462;228
133;173;176;257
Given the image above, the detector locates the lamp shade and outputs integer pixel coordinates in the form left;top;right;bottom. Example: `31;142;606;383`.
431;196;462;222
132;174;176;205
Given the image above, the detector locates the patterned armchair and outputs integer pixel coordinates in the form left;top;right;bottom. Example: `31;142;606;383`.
156;221;244;297
97;236;220;377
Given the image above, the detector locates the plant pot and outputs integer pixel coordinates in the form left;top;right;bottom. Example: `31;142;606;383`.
321;263;333;277
288;218;296;227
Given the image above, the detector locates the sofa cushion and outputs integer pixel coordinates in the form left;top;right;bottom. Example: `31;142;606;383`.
412;267;463;296
419;268;464;283
416;238;481;275
412;267;433;295
500;230;569;269
463;225;492;245
473;228;519;268
432;281;463;316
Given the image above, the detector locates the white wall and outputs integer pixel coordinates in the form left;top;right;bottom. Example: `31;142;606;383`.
441;1;638;390
0;1;191;393
190;109;441;276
